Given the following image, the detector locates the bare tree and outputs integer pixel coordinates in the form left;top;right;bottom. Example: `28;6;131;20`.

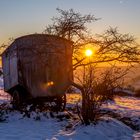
74;64;131;124
44;9;139;69
44;8;140;124
44;8;98;40
0;37;15;56
0;44;7;56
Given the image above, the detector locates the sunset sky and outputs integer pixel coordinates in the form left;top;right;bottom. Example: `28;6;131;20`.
0;0;140;45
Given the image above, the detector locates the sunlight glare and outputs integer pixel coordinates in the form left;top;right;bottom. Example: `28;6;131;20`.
85;49;93;57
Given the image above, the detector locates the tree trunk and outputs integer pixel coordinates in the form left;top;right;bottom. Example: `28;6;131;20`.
82;92;90;125
81;91;98;125
71;82;96;125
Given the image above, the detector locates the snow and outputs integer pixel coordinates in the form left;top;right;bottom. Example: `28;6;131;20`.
54;117;133;140
0;90;11;104
0;77;11;104
0;113;134;140
0;94;137;140
0;77;140;140
0;116;65;140
103;96;140;117
102;96;140;119
102;96;140;139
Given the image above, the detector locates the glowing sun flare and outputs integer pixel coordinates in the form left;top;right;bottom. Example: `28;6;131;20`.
85;49;93;57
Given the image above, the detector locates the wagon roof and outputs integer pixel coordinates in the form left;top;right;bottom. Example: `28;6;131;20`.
15;34;73;43
2;34;73;55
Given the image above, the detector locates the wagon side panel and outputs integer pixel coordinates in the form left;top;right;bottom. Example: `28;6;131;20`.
2;46;18;92
17;43;44;98
9;49;18;88
46;39;73;96
2;52;11;91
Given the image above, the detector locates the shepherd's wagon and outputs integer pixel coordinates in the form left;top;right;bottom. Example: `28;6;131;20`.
2;34;73;110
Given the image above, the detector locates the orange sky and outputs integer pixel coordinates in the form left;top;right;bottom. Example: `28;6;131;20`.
0;0;140;45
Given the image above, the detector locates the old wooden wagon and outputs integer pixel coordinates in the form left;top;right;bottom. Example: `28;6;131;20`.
2;34;73;110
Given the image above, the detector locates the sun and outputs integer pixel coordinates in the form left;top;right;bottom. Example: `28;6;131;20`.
85;49;93;57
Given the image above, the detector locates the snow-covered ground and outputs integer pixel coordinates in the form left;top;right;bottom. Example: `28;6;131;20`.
0;110;134;140
0;75;140;140
102;96;140;131
102;96;140;139
0;92;140;140
103;96;140;119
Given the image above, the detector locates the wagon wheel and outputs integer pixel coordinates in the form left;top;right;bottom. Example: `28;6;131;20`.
12;90;21;109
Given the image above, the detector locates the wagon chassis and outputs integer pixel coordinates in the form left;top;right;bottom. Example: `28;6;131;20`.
11;87;66;111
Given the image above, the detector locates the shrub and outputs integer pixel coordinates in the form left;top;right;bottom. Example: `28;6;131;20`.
135;89;140;97
73;65;125;124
